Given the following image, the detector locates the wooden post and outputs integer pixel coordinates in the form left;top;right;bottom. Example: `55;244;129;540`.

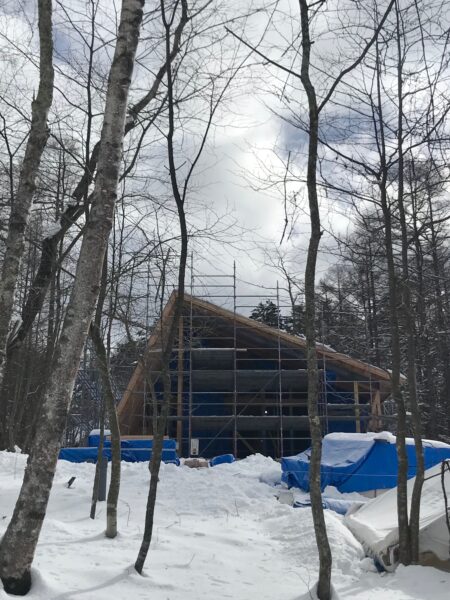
374;388;381;431
353;380;361;433
177;317;184;453
369;387;382;431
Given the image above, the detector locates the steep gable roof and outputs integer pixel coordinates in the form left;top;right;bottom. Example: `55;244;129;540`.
182;293;393;383
117;291;395;423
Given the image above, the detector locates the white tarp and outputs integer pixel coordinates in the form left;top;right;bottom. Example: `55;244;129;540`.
344;461;450;570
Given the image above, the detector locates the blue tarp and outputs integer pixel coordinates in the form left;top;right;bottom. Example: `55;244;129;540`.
281;433;450;493
60;437;179;465
88;434;177;450
209;454;235;467
59;447;102;463
87;432;108;447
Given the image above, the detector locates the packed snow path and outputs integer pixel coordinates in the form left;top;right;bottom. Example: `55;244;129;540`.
1;452;449;599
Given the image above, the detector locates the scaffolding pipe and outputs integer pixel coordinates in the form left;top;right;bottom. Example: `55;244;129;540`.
233;261;238;457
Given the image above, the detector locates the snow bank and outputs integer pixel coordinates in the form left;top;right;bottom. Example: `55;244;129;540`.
1;451;450;600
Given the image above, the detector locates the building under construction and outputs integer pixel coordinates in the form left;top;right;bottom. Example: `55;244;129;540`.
117;289;394;459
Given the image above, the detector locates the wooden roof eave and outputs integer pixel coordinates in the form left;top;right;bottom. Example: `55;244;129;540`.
184;293;397;387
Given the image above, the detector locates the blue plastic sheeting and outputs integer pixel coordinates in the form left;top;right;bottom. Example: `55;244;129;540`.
293;497;357;516
209;454;235;467
281;434;450;493
322;497;358;515
87;433;177;450
87;433;106;447
59;447;179;465
59;447;101;463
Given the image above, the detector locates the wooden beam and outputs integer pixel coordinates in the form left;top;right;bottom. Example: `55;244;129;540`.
237;431;258;455
109;435;169;440
369;388;382;431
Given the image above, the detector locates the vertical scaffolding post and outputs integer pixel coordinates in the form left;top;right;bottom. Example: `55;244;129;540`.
277;281;283;458
143;259;151;435
177;316;184;450
353;380;361;433
365;300;374;434
233;261;238;457
188;252;194;456
320;303;329;435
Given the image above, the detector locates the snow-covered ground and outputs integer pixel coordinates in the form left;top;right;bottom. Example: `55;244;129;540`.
1;452;449;600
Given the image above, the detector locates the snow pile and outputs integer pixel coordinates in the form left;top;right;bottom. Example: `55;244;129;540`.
1;451;450;599
263;503;364;583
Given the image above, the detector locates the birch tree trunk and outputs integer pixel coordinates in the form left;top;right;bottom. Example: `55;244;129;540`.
0;0;145;594
0;0;54;418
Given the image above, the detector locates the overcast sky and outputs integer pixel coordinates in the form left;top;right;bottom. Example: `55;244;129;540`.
1;0;418;322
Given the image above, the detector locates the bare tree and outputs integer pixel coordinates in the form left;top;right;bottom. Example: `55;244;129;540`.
0;0;145;593
228;1;394;596
0;0;191;450
0;0;54;414
89;255;121;538
314;0;450;563
134;0;240;573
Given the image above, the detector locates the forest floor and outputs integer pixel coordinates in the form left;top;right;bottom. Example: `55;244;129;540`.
1;451;449;600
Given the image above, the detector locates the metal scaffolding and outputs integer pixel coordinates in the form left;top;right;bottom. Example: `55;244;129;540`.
114;260;393;459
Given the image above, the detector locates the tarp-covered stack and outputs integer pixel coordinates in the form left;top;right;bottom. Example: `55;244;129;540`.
59;433;179;464
281;432;450;494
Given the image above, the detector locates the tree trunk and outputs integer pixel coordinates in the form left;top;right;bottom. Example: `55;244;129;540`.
89;253;121;536
134;371;171;574
427;191;450;435
299;2;332;599
394;3;424;563
0;1;145;594
90;403;106;520
135;0;190;574
371;25;411;564
90;323;121;538
0;0;54;417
